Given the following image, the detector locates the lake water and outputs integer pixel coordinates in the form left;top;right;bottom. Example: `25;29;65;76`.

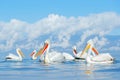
0;52;120;80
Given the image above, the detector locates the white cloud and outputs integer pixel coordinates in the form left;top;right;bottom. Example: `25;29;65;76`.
92;37;108;49
103;46;120;51
76;12;120;48
0;12;120;52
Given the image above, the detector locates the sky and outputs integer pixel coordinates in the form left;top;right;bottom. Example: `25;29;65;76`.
0;0;120;52
0;0;120;22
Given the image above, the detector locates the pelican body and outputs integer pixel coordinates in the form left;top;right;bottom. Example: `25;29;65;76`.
34;40;65;64
62;52;74;61
5;48;25;61
85;39;114;64
72;45;98;60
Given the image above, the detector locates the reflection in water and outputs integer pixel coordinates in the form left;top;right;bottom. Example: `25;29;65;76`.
78;61;119;80
85;64;94;75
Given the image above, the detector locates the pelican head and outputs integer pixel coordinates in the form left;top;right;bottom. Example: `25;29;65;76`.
87;39;94;46
45;39;50;45
30;50;37;60
16;48;25;58
72;46;76;50
30;50;37;56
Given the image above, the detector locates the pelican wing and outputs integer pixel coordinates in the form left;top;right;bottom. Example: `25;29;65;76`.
6;53;19;60
92;54;113;62
63;52;74;60
49;52;65;62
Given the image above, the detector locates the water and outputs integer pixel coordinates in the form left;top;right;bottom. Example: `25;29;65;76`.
0;53;120;80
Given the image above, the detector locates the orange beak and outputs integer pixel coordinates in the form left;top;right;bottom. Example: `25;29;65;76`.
92;47;99;55
80;43;91;57
30;51;35;56
41;43;48;54
34;43;49;57
73;49;77;54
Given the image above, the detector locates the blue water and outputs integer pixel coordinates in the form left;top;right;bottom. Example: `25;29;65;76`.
0;52;120;80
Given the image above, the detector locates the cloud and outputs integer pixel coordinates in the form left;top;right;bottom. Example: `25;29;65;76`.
92;37;108;49
103;46;120;51
76;12;120;48
0;12;120;52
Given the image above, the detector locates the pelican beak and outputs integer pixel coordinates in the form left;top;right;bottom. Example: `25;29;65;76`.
17;48;25;58
34;42;48;57
80;43;91;57
73;49;77;54
73;49;77;55
30;51;35;56
92;47;99;55
72;46;77;54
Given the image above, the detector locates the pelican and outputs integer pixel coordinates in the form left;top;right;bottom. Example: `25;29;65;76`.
5;48;25;61
31;48;74;61
85;39;114;64
72;46;86;60
34;39;65;64
30;50;37;60
72;45;99;60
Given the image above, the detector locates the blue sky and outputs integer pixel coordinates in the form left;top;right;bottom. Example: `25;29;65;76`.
0;0;120;22
0;0;120;52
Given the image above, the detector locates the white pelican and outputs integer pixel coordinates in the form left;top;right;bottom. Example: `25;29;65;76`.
30;50;37;60
5;48;25;61
72;46;86;60
85;39;114;64
31;49;74;61
72;45;99;60
34;39;65;64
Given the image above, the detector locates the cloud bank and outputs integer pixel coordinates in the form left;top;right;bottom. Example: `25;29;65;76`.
0;12;120;52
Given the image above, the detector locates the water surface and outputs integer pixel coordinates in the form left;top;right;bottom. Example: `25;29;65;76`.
0;53;120;80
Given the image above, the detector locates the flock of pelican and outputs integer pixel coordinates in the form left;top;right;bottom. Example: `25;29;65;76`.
5;39;114;64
